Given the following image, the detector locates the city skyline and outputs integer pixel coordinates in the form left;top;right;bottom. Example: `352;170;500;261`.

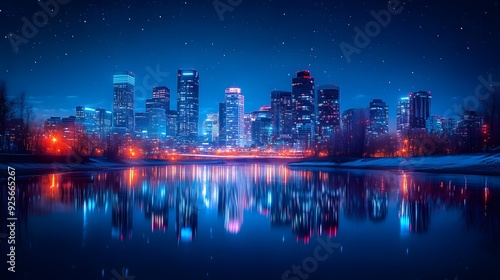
1;0;499;134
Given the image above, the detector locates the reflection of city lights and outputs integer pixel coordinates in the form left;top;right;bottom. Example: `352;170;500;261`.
180;228;193;242
226;220;241;234
50;174;56;189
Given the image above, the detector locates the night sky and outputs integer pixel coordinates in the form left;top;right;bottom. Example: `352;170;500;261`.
1;0;499;132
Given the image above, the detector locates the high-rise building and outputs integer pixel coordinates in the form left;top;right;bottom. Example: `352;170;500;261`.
251;109;273;147
96;108;112;139
202;113;219;143
177;69;199;143
316;85;340;145
367;99;389;137
153;86;170;108
76;106;97;135
426;115;445;133
244;113;252;147
76;106;112;138
76;106;85;121
134;112;148;138
218;102;226;147
410;91;431;129
166;110;177;138
342;108;369;157
113;71;135;132
270;90;293;136
144;86;169;140
224;88;245;148
443;118;458;135
148;108;167;140
147;86;170;113
396;97;410;133
292;70;315;150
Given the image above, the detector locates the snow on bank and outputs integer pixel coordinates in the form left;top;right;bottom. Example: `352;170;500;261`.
288;154;500;175
0;157;227;177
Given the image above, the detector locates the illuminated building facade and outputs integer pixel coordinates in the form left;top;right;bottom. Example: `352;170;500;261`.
292;70;315;150
316;85;340;145
134;112;148;138
367;99;389;137
410;91;431;129
202;113;219;143
113;71;135;132
176;69;199;143
218;102;226;147
224;88;245;148
396;97;410;134
166;110;177;138
251;108;273;147
270;90;293;136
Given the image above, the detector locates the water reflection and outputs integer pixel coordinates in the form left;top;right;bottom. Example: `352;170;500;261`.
9;165;499;244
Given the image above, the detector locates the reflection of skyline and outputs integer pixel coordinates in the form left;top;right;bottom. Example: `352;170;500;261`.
9;165;500;244
176;186;198;242
112;191;133;241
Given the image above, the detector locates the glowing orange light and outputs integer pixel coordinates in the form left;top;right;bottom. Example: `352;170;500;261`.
52;137;57;143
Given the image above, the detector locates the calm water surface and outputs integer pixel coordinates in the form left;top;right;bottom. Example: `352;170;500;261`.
1;164;499;280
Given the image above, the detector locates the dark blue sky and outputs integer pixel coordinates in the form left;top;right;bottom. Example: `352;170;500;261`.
1;0;499;132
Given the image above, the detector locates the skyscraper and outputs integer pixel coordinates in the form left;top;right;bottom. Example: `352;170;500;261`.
134;112;148;138
396;97;410;134
113;71;135;132
153;86;170;106
218;102;227;147
292;70;315;150
224;88;245;148
367;99;389;136
202;113;219;143
342;108;369;157
316;85;340;145
96;108;112;139
166;110;177;138
148;108;167;140
410;91;432;129
270;90;293;136
177;69;199;143
145;86;169;140
147;86;170;112
251;109;273;147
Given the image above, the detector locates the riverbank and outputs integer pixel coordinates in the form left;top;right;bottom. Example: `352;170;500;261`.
0;155;224;177
288;153;500;176
0;154;296;178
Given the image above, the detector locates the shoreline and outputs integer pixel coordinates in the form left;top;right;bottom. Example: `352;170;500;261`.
287;153;500;177
2;154;500;178
0;155;296;178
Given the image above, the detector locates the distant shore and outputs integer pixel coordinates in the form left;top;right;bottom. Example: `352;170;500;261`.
2;153;500;178
0;154;295;178
288;153;500;176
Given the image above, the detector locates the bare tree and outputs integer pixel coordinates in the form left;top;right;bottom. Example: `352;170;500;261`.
0;82;15;152
482;87;500;149
13;91;36;153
